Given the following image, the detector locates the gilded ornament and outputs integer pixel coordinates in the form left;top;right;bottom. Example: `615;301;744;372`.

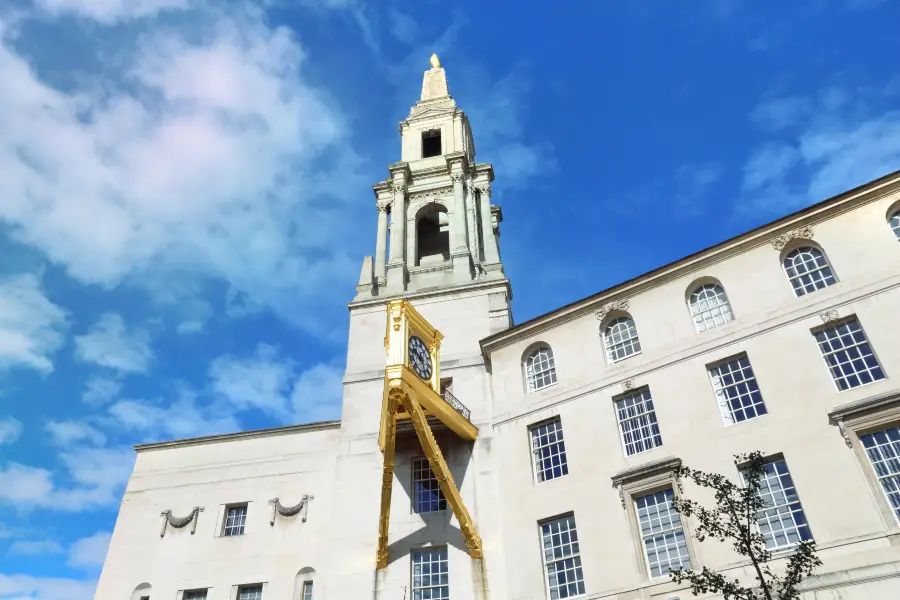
430;53;441;69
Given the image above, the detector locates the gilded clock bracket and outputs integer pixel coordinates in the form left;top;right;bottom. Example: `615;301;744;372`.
376;387;400;569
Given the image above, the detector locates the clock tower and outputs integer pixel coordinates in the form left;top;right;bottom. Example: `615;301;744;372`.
327;57;513;600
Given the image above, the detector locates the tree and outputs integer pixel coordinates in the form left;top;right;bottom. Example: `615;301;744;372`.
669;451;822;600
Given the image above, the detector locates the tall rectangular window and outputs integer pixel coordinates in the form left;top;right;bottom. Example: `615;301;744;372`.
237;586;263;600
530;418;569;483
860;426;900;522
540;515;585;599
412;457;446;513
224;505;248;537
615;388;663;456
747;458;812;550
411;547;449;600
708;355;767;424
635;489;691;577
184;591;208;600
301;581;313;600
814;319;885;390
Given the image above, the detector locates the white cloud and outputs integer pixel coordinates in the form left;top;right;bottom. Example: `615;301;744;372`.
45;420;107;446
0;8;363;333
290;362;343;422
106;391;241;441
0;447;133;512
35;0;190;23
81;375;122;406
0;273;68;374
68;531;111;570
8;540;64;556
74;314;153;374
0;417;23;445
739;82;900;215
0;573;96;600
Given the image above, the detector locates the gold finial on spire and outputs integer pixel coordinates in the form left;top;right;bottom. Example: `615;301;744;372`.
430;53;441;69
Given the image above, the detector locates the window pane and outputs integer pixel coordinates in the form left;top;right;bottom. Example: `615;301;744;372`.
861;426;900;522
413;457;446;514
531;418;569;482
814;320;884;391
604;316;641;362
526;346;558;392
302;582;313;600
709;355;767;424
615;389;663;456
635;489;691;577
237;586;262;600
184;591;208;600
225;505;247;536
782;247;836;297
540;515;586;599
890;211;900;239
748;459;813;550
689;283;734;332
412;547;449;600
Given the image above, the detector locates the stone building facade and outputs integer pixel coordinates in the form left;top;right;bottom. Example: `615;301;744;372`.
95;61;900;600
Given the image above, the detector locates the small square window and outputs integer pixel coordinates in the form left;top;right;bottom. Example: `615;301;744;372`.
530;418;569;483
183;590;208;600
224;504;248;537
237;586;263;600
412;547;449;600
422;130;442;158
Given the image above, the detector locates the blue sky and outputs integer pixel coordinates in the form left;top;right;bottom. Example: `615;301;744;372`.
0;0;898;596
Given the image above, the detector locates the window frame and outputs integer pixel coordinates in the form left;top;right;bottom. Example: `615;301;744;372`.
222;503;249;537
537;513;586;599
180;590;209;600
528;416;570;484
781;245;837;297
687;282;735;333
524;345;558;393
829;390;900;530
234;584;265;600
812;317;886;392
613;387;663;457
611;457;698;581
706;353;768;426
740;455;813;551
889;209;900;240
301;580;313;600
410;546;450;600
602;315;642;363
411;456;447;514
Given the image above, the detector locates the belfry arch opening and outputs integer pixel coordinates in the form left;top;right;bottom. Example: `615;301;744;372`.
416;204;450;266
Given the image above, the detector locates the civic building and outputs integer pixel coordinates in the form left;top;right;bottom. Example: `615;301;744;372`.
95;57;900;600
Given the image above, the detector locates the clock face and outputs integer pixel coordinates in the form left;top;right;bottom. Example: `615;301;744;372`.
408;335;433;380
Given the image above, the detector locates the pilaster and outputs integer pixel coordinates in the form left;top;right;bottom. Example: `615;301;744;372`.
386;164;410;293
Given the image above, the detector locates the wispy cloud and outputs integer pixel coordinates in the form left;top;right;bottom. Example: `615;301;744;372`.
33;0;190;22
0;417;23;445
8;539;64;556
0;273;68;374
81;375;122;407
67;531;111;571
74;314;153;374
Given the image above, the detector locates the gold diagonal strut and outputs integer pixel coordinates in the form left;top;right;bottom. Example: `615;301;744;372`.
376;390;399;569
400;391;483;559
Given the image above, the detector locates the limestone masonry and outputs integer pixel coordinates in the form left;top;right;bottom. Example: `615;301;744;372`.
96;61;900;600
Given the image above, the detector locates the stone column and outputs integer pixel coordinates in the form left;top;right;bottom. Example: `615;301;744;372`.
478;183;500;265
466;180;481;274
386;180;407;292
374;203;389;286
450;170;473;282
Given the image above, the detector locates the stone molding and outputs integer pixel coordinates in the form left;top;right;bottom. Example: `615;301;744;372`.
769;225;814;251
595;299;630;322
408;186;452;203
450;172;464;184
611;456;682;508
828;389;900;448
269;495;314;526
376;202;391;213
819;308;840;324
159;506;204;538
135;420;341;452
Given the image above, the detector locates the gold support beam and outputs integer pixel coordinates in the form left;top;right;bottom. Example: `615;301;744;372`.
399;390;483;559
376;389;398;569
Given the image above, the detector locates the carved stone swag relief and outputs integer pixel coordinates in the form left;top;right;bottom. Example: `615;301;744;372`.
159;506;204;538
769;225;814;251
595;298;630;322
268;495;315;526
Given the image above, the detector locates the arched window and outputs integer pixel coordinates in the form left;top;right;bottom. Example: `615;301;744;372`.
604;316;641;362
782;246;836;297
524;346;557;392
890;210;900;240
688;283;734;332
415;204;450;266
130;583;152;600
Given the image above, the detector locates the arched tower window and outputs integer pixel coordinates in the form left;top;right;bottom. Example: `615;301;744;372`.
294;567;316;600
688;282;734;332
415;204;450;266
603;316;642;363
890;210;900;239
524;346;557;392
782;246;836;297
130;583;152;600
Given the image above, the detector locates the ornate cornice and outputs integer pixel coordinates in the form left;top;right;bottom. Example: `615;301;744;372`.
408;186;452;203
450;172;464;184
595;299;629;322
390;181;407;195
376;202;391;213
269;495;314;526
159;506;204;538
770;225;814;251
477;184;492;198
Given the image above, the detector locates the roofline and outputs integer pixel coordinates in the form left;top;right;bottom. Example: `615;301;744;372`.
133;419;342;452
480;168;900;357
